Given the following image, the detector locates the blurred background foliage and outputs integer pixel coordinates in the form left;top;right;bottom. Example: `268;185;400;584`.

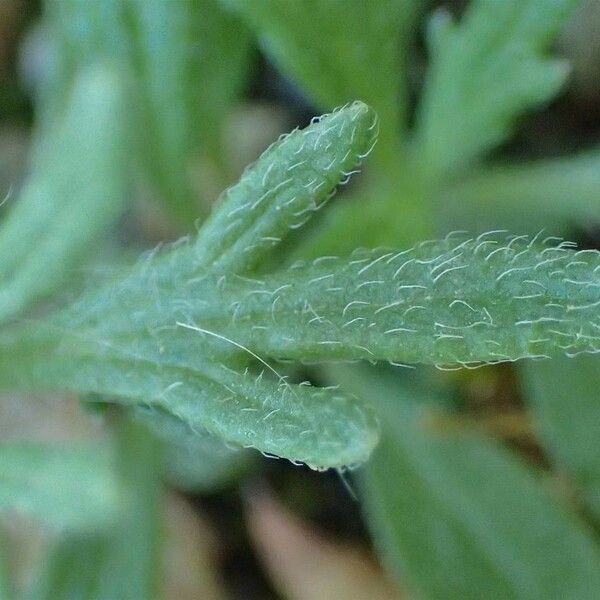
1;0;600;598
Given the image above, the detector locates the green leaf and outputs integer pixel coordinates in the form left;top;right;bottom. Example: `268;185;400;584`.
0;63;129;324
0;328;380;471
134;406;253;492
47;0;251;225
83;233;599;367
1;102;599;470
126;0;251;221
415;0;578;182
24;535;111;600
229;0;422;163
24;420;163;600
443;149;600;231
521;356;600;520
339;364;600;600
0;102;381;471
0;442;119;531
194;100;378;273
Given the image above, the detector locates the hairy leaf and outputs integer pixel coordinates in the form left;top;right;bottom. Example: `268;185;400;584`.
521;356;600;520
415;0;578;181
84;233;600;367
194;100;378;273
1;101;600;469
0;102;381;470
0;442;119;530
339;365;600;600
0;64;129;324
0;328;379;472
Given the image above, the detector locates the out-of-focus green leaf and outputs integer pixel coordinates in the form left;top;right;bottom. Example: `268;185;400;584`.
335;364;600;600
127;0;251;221
134;406;253;492
443;150;600;231
229;0;422;165
25;420;163;600
294;173;433;257
24;535;108;600
0;540;10;600
0;442;118;531
47;0;251;225
415;0;578;182
521;356;600;520
0;64;129;324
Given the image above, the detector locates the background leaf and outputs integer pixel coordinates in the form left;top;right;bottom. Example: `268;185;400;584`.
46;0;251;225
134;406;253;493
0;64;129;324
521;356;600;521
24;420;163;600
335;364;600;600
126;0;251;222
0;442;118;531
415;0;578;182
442;149;600;233
229;0;422;164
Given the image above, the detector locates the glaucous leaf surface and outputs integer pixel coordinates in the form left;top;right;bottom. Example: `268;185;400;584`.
0;103;381;471
1;103;599;471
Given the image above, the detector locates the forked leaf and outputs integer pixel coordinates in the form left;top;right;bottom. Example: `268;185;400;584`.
0;64;129;324
0;442;119;530
521;356;600;520
336;364;600;600
1;104;599;471
416;0;578;181
0;102;381;471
